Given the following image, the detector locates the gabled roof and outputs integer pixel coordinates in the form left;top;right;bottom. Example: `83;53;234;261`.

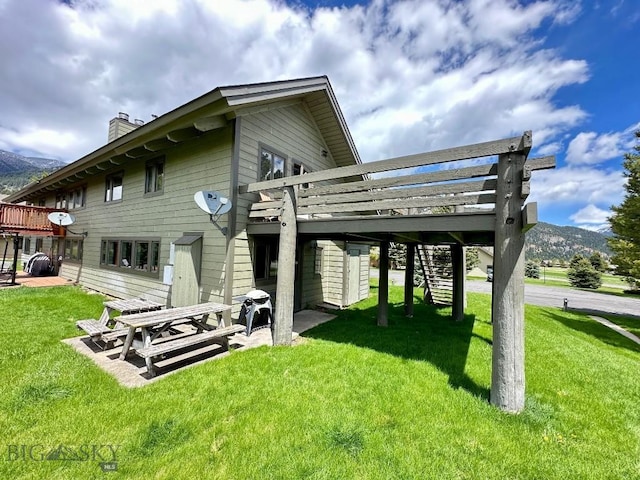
7;76;360;203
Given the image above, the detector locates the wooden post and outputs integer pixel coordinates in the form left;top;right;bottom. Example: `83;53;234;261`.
273;186;297;346
451;243;464;322
491;150;526;413
377;240;389;326
10;234;19;285
404;243;415;317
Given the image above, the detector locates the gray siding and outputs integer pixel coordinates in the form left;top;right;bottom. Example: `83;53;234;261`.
232;102;342;304
56;126;234;304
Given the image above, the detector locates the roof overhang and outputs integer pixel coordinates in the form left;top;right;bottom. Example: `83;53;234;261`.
6;76;360;203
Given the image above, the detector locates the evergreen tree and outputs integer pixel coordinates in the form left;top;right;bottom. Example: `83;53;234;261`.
466;247;480;272
608;129;640;288
525;261;540;279
567;258;602;289
569;253;586;269
589;252;608;273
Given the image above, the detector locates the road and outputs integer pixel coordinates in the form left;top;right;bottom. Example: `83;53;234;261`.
370;269;640;317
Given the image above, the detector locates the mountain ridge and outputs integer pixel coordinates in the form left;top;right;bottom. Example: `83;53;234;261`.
0;149;66;194
525;221;611;262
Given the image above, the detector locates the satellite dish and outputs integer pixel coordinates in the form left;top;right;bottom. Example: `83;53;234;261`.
194;191;232;216
194;191;232;236
48;211;76;226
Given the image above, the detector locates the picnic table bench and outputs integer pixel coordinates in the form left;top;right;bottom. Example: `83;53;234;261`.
76;298;163;346
115;302;237;377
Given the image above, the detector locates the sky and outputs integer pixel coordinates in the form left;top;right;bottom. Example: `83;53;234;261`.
0;0;638;230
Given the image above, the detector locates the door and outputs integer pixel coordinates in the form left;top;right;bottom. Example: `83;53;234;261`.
171;234;203;307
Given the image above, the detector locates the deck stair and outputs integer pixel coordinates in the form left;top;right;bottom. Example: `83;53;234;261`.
416;245;453;306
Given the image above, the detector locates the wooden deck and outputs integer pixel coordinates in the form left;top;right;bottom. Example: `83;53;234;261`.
240;131;555;413
0;204;65;236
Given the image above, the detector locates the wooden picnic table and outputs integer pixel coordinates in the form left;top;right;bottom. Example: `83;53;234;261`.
117;302;232;360
77;297;164;343
99;298;164;326
115;302;236;377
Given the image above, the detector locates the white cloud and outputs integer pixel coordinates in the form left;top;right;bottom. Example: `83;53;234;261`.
0;0;588;164
569;204;611;224
565;122;640;165
530;166;625;207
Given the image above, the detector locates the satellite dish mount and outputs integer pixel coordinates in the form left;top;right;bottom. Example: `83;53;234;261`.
193;191;232;236
47;212;88;237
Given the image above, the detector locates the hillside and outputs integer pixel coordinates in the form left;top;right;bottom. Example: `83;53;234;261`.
0;150;66;194
525;221;612;262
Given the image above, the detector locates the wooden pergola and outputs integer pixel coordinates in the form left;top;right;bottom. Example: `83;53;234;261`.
241;131;555;413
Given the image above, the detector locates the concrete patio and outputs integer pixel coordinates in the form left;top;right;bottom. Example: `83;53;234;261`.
62;309;336;387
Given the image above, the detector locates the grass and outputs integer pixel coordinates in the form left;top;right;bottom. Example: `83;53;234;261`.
1;285;639;479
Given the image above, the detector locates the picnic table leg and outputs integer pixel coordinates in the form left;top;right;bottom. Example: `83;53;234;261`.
216;312;225;328
119;327;136;360
98;307;111;327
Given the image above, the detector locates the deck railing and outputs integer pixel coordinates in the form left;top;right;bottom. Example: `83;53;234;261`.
243;131;554;222
0;204;63;235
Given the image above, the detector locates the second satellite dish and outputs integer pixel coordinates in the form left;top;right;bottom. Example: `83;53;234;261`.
194;191;232;216
48;211;76;226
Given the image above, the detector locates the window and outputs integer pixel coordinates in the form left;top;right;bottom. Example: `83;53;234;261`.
35;238;43;253
38;198;46;207
259;147;285;181
145;158;164;194
23;238;31;254
64;238;83;262
100;238;160;275
57;186;86;209
105;172;123;202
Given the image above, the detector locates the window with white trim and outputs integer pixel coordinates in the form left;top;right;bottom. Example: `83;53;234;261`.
105;172;123;202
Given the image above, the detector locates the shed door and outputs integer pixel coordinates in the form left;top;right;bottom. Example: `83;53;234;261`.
172;235;203;307
346;249;361;305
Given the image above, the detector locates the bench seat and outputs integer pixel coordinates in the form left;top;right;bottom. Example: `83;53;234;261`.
76;319;111;338
135;324;245;376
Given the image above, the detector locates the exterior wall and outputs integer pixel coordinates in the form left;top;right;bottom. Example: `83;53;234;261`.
55;126;234;304
232;102;342;306
477;247;494;274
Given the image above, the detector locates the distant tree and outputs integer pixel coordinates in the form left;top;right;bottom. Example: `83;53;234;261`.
525;261;540;279
589;252;608;273
466;247;479;272
388;243;406;270
608;129;640;289
567;258;602;289
569;254;586;269
558;259;566;268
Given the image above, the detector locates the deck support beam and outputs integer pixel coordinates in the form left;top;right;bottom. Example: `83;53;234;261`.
451;243;465;322
404;243;415;318
491;151;526;413
273;186;297;346
377;240;389;326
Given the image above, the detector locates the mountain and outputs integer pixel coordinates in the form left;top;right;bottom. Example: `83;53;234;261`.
0;150;66;194
525;222;612;262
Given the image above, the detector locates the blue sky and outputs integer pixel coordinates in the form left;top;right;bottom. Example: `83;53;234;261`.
0;0;638;230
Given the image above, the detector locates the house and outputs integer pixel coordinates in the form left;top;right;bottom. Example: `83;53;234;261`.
5;77;370;311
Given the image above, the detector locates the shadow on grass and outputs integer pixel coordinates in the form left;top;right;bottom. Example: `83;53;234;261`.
305;285;489;400
543;309;640;353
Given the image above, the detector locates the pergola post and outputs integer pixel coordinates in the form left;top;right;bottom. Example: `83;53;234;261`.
377;240;389;326
404;243;415;318
451;243;465;322
273;186;297;346
491;150;527;413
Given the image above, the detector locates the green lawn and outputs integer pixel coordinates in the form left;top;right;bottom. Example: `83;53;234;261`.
1;285;639;479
